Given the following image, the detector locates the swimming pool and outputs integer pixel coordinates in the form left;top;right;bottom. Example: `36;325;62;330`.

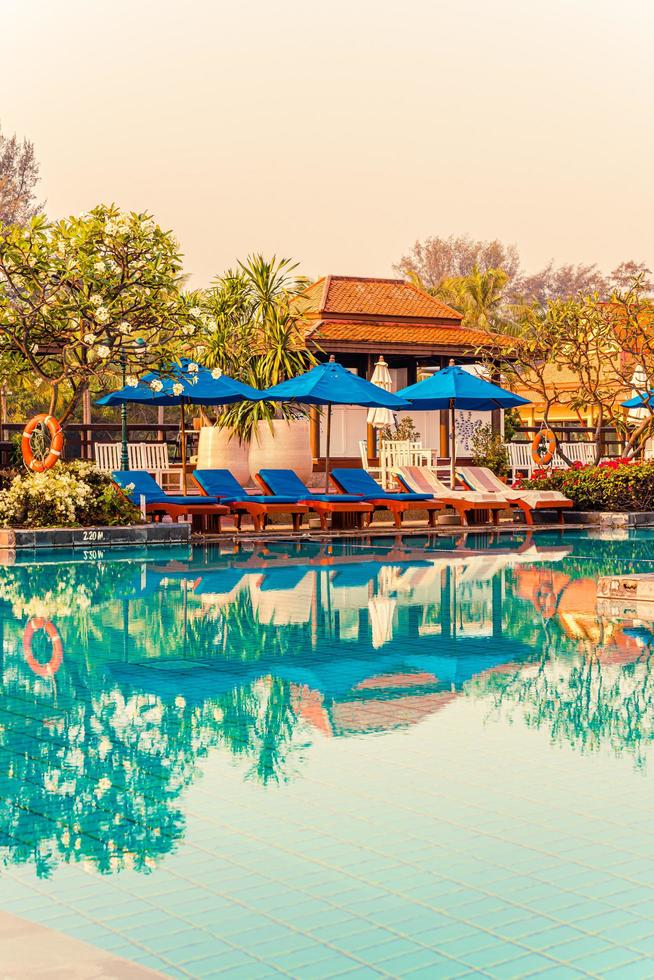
2;528;654;977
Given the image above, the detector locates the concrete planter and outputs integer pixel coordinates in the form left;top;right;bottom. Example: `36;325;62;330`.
0;523;192;551
248;419;312;484
196;426;250;486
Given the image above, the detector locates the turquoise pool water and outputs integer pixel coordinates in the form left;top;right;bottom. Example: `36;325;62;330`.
2;529;654;977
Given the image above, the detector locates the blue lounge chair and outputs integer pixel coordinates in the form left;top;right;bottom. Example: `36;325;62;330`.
192;469;309;532
255;469;374;530
112;471;228;530
330;469;443;528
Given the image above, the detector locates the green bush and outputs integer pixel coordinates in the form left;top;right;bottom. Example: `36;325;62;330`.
0;461;142;528
524;462;654;511
471;423;509;478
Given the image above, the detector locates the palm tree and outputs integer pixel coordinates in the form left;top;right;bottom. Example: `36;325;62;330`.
199;254;318;441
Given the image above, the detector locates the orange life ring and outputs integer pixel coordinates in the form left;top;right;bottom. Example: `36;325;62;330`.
531;429;556;467
22;414;64;472
23;618;63;678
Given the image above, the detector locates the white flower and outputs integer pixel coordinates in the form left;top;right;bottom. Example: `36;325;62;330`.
172;382;184;396
89;293;103;306
83;333;96;345
187;362;199;373
96;345;111;359
182;325;194;336
95;306;110;324
150;379;163;392
94;260;106;273
211;367;223;379
189;306;203;318
118;320;131;334
126;375;138;387
104;220;117;235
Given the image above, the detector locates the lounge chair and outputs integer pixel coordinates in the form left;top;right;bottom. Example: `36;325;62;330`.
330;468;444;528
395;466;506;527
457;465;573;525
112;471;229;531
255;469;374;530
192;469;309;532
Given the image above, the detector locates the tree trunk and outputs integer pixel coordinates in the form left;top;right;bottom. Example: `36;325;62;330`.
592;408;603;465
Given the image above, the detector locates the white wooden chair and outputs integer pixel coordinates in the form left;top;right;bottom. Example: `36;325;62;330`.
380;440;434;488
558;442;597;466
359;440;383;482
504;442;534;481
94;443;121;471
135;442;181;490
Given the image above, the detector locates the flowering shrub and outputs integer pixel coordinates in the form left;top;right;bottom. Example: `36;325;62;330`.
524;461;654;512
0;461;141;528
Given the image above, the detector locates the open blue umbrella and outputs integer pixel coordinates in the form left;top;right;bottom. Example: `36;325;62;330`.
253;357;409;489
397;363;530;487
97;358;259;493
621;392;654;409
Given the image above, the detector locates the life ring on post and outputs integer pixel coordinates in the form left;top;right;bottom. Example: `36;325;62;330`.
23;618;63;678
22;414;64;472
531;429;556;467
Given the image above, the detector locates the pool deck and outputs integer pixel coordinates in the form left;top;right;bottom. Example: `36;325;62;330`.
0;910;163;978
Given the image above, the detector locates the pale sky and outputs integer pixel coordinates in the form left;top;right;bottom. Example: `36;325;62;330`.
4;0;654;286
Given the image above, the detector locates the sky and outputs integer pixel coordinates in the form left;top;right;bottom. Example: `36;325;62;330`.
4;0;654;286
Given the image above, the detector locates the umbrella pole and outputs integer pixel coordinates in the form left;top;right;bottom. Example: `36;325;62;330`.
324;403;332;492
449;398;456;489
180;399;188;496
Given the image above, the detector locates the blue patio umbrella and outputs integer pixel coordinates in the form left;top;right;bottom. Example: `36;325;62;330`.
621;392;654;408
397;363;530;487
253;357;410;489
97;359;259;493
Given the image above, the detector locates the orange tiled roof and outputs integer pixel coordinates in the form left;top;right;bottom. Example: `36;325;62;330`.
301;276;461;321
309;319;509;349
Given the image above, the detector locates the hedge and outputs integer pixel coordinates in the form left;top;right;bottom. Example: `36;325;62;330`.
522;461;654;512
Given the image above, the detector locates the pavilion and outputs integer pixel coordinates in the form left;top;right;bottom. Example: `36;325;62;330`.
295;275;509;466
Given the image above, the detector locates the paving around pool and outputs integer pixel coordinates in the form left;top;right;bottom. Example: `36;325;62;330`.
2;528;654;978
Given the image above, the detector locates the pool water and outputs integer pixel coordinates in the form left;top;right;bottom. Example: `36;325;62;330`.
2;529;654;977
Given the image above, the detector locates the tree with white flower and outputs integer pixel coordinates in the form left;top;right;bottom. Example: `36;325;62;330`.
0;204;204;421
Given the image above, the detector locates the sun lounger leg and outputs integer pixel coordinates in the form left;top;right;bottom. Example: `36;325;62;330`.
292;513;302;532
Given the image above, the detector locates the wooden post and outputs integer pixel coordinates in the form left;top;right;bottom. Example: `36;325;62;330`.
82;386;92;459
309;406;320;460
0;386;7;442
366;353;376;463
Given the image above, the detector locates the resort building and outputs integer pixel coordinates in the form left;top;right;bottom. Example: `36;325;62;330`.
296;275;506;465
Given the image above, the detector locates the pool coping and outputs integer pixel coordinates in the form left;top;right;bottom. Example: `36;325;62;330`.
1;509;652;552
0;909;164;977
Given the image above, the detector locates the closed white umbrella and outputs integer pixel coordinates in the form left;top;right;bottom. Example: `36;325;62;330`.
628;366;650;423
367;356;395;429
368;595;396;648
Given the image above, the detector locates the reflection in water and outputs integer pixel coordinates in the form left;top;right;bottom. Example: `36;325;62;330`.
2;528;654;876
